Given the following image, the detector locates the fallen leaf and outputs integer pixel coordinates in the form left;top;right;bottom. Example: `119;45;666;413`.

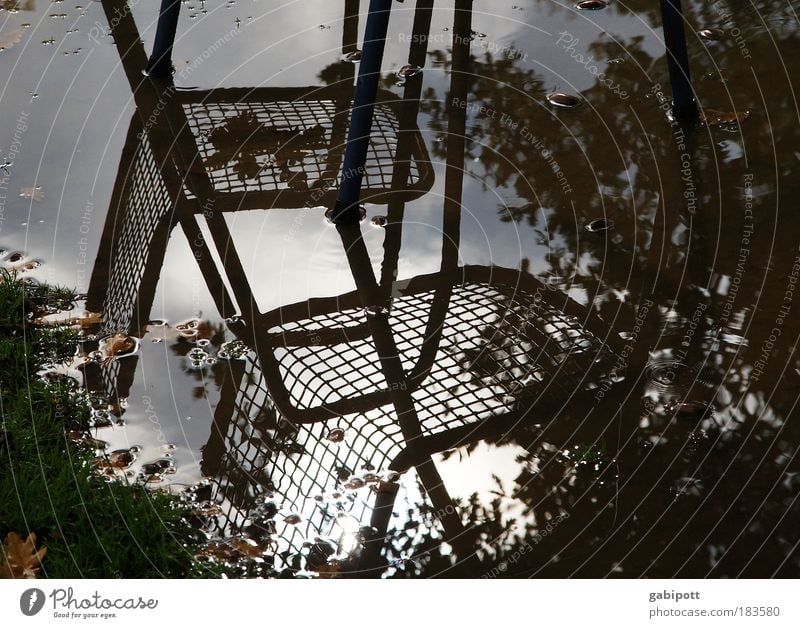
0;28;24;52
700;109;750;126
315;561;342;578
199;537;270;560
19;186;43;202
100;333;136;363
0;532;47;579
76;312;103;329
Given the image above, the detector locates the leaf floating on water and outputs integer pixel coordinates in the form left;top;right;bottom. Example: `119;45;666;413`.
697;28;725;41
699;109;750;126
192;502;222;517
326;427;345;443
315;561;341;578
0;532;47;579
76;312;103;329
19;186;43;201
0;27;24;51
68;431;108;450
546;92;581;109
200;537;270;560
108;449;135;468
344;477;365;490
100;333;137;362
396;64;422;79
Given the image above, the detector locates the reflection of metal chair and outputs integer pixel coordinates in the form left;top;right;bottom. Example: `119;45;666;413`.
197;0;627;575
91;0;629;575
85;0;432;401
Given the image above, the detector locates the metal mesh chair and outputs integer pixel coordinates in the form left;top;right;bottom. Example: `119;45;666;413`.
196;258;625;572
89;0;630;575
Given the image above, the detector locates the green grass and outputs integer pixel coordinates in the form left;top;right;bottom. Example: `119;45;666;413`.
0;271;220;578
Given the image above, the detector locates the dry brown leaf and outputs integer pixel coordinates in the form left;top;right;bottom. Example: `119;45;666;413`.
0;28;24;51
100;333;136;364
19;186;43;202
0;532;47;579
700;109;750;126
76;312;103;329
315;561;342;579
200;537;269;560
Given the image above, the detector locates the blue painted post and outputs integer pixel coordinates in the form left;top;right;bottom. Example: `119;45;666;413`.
660;0;699;122
331;0;394;224
146;0;182;78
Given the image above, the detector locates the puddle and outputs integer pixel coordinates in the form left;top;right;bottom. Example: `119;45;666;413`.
1;0;799;578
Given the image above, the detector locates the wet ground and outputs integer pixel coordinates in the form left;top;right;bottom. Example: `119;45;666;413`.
1;0;799;577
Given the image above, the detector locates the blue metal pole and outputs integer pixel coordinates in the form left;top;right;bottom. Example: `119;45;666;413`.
331;0;394;224
146;0;181;78
660;0;698;122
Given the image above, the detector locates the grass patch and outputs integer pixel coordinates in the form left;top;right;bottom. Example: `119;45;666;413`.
0;270;219;578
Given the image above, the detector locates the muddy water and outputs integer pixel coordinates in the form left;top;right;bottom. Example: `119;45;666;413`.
1;0;799;577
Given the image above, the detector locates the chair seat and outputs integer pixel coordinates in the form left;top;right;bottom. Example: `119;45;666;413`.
178;87;434;210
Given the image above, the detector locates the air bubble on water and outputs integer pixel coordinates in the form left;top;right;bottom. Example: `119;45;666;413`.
206;357;218;365
151;338;162;343
196;338;211;347
188;348;208;360
370;216;387;228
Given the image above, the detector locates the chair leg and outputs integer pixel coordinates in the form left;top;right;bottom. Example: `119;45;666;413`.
146;0;182;78
660;0;698;123
332;0;394;224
